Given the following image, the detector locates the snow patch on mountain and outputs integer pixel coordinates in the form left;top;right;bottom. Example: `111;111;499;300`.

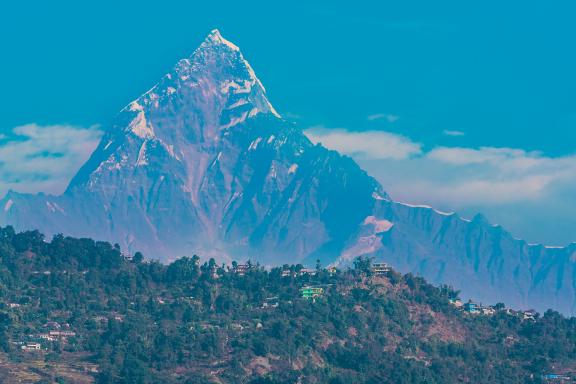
127;102;155;139
363;216;394;233
221;111;250;129
136;141;149;166
204;29;240;51
398;201;455;216
46;201;65;215
249;137;262;151
372;192;389;201
3;199;13;212
227;99;249;109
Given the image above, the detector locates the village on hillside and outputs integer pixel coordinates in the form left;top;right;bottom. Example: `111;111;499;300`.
3;252;573;383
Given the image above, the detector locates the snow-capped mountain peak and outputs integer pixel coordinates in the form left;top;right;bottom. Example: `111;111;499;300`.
202;29;241;51
124;29;280;139
3;30;576;316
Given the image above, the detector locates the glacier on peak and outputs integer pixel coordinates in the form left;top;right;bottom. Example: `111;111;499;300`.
203;29;241;51
117;29;279;143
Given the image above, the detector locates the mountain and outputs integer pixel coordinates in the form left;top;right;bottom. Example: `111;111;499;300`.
2;30;576;315
1;227;575;383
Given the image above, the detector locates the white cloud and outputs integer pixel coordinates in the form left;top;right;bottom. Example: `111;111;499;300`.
443;130;465;137
367;113;400;123
422;146;576;202
304;126;576;244
0;123;102;197
283;112;302;120
428;146;541;167
305;127;422;160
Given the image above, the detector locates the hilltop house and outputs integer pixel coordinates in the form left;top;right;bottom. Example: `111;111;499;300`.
38;333;56;341
234;264;250;276
299;268;317;276
93;315;108;324
541;373;571;381
449;298;463;308
44;321;61;329
281;268;293;277
463;301;480;314
300;286;324;300
262;296;279;309
371;263;391;276
21;343;41;351
482;306;496;316
49;330;76;338
523;310;537;321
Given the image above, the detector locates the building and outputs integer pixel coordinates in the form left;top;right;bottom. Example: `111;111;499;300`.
463;301;480;314
262;296;279;309
281;269;293;277
299;268;317;276
49;330;76;338
371;263;391;276
21;343;41;351
481;306;496;316
230;323;244;331
449;298;463;308
327;266;338;275
300;286;323;300
234;264;250;276
44;321;61;329
541;373;571;381
523;310;537;321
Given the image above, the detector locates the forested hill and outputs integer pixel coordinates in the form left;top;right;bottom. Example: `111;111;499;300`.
0;226;575;383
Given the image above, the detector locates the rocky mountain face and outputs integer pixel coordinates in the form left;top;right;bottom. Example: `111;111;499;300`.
344;201;576;315
2;30;576;314
1;30;385;266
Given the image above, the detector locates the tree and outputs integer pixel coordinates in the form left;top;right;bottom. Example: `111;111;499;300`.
353;256;373;275
133;252;144;264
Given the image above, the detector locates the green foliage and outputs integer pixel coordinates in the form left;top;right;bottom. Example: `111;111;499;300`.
0;226;574;383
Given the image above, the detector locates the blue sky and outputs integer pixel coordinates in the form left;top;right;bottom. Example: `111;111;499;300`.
1;1;576;244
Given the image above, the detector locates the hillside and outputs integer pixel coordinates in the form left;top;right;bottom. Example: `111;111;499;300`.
0;226;575;383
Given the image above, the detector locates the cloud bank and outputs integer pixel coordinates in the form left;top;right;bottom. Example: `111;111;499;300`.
367;113;400;123
305;126;576;244
1;122;573;245
443;130;465;137
305;127;421;160
0;123;102;197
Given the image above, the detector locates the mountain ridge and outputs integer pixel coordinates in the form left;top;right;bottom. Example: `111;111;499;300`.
2;30;576;315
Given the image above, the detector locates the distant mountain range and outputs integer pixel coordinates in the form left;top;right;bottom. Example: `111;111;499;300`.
2;30;576;315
